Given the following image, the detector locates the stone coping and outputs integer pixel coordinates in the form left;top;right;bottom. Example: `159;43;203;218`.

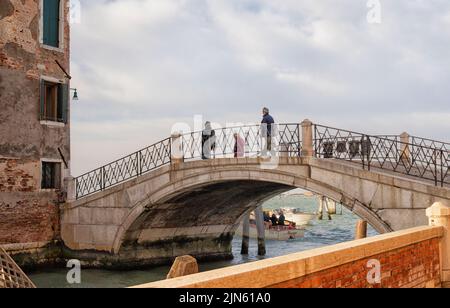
71;157;450;207
132;226;443;288
70;157;305;206
0;241;53;253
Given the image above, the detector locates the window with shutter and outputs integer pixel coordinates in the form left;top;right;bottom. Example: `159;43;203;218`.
39;80;68;124
57;83;69;123
41;161;61;189
43;0;61;48
40;80;45;120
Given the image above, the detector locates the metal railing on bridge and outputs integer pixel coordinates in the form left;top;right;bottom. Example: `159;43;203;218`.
75;122;449;199
314;125;449;187
75;124;302;199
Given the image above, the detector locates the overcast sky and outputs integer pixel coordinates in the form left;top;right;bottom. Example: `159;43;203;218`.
70;0;450;175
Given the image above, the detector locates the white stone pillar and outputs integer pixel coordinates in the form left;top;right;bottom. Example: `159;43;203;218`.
327;198;337;215
171;133;184;165
318;196;324;220
426;202;450;287
400;132;410;165
64;176;76;202
301;119;314;157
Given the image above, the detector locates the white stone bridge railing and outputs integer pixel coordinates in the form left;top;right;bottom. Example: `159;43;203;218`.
71;120;449;200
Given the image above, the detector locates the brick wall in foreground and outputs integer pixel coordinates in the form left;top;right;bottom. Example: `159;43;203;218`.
137;226;444;289
269;238;441;288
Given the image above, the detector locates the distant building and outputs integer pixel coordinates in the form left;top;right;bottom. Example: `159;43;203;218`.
0;0;71;246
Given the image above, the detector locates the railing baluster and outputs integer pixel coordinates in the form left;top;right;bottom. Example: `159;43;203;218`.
361;135;365;170
367;135;371;171
435;149;438;186
101;166;105;191
441;149;444;187
136;152;140;176
313;125;317;158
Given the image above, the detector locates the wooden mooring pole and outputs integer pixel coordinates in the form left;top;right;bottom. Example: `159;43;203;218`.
318;196;332;220
254;207;266;256
355;220;368;240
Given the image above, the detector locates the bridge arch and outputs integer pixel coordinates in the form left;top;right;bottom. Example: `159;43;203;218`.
111;159;392;255
62;157;448;267
62;120;450;267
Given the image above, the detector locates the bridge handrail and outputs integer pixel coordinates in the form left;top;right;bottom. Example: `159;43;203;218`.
75;122;448;200
180;123;302;160
375;134;449;152
75;137;172;199
410;135;450;152
75;123;302;199
313;124;449;187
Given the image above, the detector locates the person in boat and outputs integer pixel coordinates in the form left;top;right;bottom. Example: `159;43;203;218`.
270;213;278;226
278;211;286;226
263;211;271;223
263;211;272;228
202;121;216;160
234;133;245;158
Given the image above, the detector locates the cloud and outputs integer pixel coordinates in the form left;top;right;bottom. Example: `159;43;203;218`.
70;0;450;175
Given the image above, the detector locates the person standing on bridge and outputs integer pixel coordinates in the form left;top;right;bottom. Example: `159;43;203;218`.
202;121;216;160
261;107;275;157
234;133;245;158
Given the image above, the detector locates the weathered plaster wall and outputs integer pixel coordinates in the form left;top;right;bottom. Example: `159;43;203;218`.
0;0;70;246
0;0;71;160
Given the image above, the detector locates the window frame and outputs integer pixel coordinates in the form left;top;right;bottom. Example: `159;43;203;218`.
40;159;63;191
39;0;65;52
39;76;68;126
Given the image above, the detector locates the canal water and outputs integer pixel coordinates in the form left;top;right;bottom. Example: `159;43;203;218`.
28;192;377;288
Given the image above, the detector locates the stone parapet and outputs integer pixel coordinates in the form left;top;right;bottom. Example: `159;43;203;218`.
134;226;443;288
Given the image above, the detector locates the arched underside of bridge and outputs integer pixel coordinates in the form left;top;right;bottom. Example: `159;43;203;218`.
119;181;292;263
115;178;392;267
62;158;449;268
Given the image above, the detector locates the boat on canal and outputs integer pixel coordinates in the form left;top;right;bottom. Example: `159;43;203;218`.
235;215;305;241
274;208;316;226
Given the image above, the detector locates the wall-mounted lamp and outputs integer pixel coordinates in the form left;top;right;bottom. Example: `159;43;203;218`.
70;88;79;101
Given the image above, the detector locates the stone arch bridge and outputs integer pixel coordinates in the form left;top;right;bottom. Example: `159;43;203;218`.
61;121;450;267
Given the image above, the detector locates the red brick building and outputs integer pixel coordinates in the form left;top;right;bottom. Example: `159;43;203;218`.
0;0;71;247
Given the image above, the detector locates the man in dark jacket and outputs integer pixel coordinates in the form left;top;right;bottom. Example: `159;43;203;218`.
278;212;286;226
261;107;275;157
202;121;216;159
270;213;278;226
